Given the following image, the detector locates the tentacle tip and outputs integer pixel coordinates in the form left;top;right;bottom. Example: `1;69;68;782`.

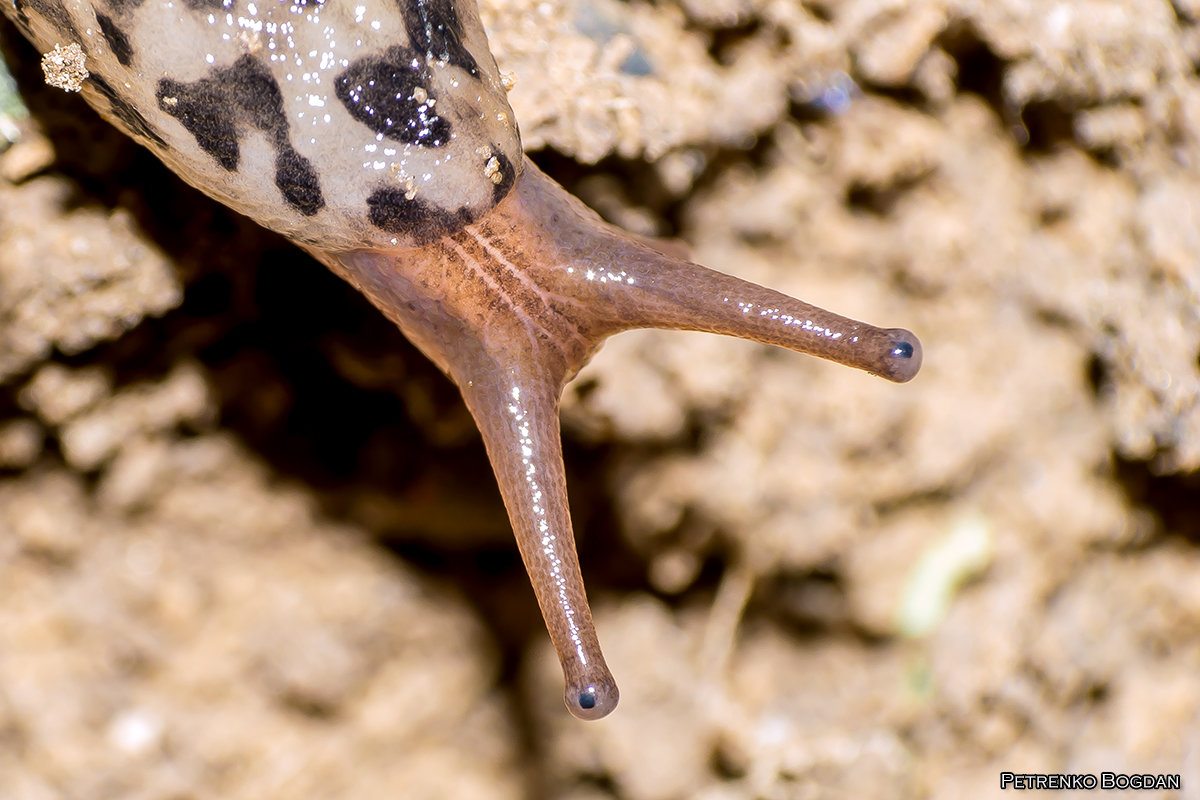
564;677;620;721
878;328;922;383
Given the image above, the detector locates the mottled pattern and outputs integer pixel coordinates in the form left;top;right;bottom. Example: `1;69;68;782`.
0;0;523;247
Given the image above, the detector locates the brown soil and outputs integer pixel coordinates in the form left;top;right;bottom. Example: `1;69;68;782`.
2;0;1199;797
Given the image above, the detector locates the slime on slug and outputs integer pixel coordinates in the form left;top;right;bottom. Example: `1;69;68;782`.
2;0;921;720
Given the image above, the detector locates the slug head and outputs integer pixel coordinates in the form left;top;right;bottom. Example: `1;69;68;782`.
308;158;919;719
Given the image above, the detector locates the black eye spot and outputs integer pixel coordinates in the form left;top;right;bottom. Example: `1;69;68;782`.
565;680;619;719
879;328;922;383
335;46;451;146
95;13;134;67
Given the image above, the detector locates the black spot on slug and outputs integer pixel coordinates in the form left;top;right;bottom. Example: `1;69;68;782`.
367;187;430;232
157;76;239;170
95;13;134;66
275;147;325;216
366;187;471;242
15;0;78;42
156;56;288;171
181;0;233;11
9;0;36;38
400;0;480;77
104;0;147;11
488;147;516;206
223;55;289;143
89;73;167;148
157;55;324;212
335;47;452;147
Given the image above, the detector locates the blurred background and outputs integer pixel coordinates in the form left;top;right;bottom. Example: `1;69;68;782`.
1;0;1198;797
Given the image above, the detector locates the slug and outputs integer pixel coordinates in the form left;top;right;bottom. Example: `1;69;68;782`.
2;0;921;720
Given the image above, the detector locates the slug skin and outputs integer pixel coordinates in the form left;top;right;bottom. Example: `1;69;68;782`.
3;0;920;719
311;158;921;719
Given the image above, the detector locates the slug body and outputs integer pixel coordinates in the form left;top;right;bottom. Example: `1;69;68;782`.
3;0;921;720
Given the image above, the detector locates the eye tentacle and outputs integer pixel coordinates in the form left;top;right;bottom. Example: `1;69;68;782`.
588;253;923;383
489;160;923;383
460;361;619;721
